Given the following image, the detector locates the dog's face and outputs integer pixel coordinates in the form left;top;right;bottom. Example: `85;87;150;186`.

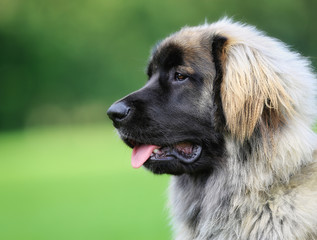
107;24;293;175
107;30;227;175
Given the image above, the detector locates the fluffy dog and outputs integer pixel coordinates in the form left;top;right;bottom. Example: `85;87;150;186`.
107;18;317;239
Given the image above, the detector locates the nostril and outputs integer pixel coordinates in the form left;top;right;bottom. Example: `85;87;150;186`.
107;102;131;124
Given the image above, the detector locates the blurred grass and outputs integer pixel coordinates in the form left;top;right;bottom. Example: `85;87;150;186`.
0;123;316;240
0;124;171;240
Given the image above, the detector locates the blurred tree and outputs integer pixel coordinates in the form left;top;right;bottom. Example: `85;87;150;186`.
0;0;316;130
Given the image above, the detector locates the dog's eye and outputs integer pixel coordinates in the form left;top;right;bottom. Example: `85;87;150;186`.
174;72;188;81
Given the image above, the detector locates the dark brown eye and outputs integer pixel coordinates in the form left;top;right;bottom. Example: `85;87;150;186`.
174;72;188;81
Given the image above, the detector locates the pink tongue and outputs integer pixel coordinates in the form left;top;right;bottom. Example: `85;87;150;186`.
131;145;159;168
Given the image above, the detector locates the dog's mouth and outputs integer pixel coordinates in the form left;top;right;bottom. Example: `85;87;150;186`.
126;140;202;168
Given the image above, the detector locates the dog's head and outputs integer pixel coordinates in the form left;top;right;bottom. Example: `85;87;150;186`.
107;20;294;175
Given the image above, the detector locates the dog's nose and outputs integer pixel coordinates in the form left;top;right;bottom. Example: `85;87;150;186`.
107;101;131;126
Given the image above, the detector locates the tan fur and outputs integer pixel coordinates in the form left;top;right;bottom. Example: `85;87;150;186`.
221;43;295;142
166;19;317;240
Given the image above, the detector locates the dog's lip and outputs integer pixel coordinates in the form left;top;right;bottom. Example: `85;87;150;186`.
124;137;202;164
150;144;202;163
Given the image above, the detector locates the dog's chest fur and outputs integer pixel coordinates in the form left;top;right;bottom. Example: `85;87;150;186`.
169;160;317;240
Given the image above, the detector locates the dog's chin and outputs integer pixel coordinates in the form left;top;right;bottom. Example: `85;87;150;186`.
121;136;208;175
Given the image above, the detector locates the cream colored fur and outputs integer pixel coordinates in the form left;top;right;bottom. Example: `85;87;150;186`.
168;19;317;240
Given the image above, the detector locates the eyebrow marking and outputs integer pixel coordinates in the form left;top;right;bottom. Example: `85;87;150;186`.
152;43;184;71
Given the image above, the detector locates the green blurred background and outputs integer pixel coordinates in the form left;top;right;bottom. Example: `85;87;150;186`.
0;0;316;239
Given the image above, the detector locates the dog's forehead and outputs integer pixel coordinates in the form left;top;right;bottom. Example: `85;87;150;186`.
148;29;211;74
151;42;184;71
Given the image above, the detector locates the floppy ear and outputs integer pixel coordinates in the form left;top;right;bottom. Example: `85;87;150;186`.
212;35;294;142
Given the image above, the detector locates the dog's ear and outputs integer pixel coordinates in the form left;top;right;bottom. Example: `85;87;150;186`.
212;35;294;142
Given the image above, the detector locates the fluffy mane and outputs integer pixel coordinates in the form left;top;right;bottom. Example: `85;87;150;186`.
169;19;317;240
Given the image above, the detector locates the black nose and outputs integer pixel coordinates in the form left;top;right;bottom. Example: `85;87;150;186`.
107;101;131;126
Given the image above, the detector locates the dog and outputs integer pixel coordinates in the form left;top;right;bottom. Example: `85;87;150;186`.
107;18;317;239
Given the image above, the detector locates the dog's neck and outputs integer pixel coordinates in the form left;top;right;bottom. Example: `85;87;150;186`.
169;119;317;239
225;118;317;192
